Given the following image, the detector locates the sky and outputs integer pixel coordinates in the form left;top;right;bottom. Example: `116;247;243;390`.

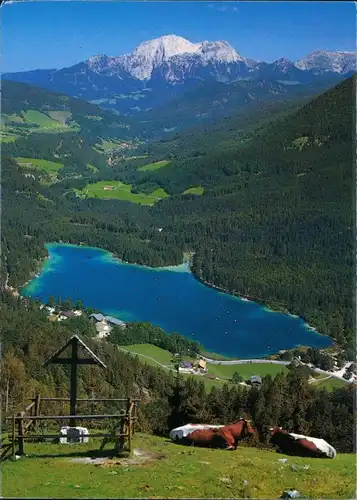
2;1;356;73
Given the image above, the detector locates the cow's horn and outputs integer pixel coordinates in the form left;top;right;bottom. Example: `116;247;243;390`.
269;427;274;431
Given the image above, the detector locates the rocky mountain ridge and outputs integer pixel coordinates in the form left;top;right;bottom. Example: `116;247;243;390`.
3;35;355;117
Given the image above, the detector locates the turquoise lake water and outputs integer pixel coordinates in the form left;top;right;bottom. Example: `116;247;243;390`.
21;243;333;358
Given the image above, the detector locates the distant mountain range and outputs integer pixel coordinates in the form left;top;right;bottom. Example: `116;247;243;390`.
4;35;355;118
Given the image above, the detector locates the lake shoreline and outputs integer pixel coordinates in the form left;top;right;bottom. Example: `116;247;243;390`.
18;241;334;357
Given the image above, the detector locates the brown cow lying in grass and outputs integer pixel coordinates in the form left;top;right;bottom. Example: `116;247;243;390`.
170;419;256;450
270;427;336;458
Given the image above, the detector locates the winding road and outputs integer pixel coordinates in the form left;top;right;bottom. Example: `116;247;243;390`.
118;347;354;385
201;355;354;384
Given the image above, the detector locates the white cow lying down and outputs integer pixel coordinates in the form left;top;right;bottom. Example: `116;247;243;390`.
270;427;337;458
170;423;224;441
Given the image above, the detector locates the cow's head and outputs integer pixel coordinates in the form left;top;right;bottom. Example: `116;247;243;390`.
269;426;283;435
244;420;256;436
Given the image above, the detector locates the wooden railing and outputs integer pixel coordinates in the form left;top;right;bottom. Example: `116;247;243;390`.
3;395;139;460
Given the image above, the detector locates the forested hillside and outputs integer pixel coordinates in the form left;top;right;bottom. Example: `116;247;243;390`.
2;77;354;355
0;292;353;453
2;80;140;142
134;76;340;136
132;77;354;351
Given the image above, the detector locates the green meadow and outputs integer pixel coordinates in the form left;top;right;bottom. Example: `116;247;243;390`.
207;362;288;380
3;113;25;123
48;110;72;123
119;344;290;389
86;163;99;173
22;110;65;128
138;160;170;172
95;138;123;152
2;110;79;136
15;157;64;173
1;433;354;499
78;181;169;206
183;186;205;195
0;131;19;143
311;376;348;391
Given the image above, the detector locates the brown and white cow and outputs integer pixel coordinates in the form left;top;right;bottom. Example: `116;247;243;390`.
270;427;336;458
170;419;256;450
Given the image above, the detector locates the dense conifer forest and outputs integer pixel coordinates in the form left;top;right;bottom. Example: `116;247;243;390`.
2;77;353;354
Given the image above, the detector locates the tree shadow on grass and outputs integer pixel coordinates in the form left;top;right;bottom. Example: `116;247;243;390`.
21;447;130;460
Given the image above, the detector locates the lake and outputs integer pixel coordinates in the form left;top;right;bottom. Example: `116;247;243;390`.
21;243;333;358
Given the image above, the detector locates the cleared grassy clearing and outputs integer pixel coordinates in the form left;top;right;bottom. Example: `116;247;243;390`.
86;163;98;173
1;433;354;499
22;110;63;128
96;138;122;151
208;362;288;380
138;160;170;172
48;111;72;122
0;132;19;143
312;376;348;391
121;344;287;387
84;114;103;121
150;188;169;199
119;345;227;390
121;344;174;364
183;186;205;195
15;157;64;173
3;113;25;123
78;181;168;206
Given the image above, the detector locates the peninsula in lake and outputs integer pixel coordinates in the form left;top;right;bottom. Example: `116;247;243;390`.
22;243;333;358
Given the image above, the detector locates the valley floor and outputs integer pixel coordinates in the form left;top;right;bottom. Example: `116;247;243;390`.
1;433;354;499
119;344;350;391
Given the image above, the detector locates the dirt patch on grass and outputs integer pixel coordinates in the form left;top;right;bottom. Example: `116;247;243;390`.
71;448;167;468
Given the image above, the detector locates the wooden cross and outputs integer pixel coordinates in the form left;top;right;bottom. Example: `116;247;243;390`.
44;335;106;426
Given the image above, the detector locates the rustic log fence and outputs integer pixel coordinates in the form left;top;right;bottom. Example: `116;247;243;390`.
2;395;139;460
1;335;139;461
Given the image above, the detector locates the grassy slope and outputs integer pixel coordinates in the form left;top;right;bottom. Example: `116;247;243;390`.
2;433;355;499
122;344;288;379
78;181;168;206
183;186;204;195
1;79;138;143
123;344;347;392
138;160;170;172
312;377;348;391
22;110;65;128
16;157;64;172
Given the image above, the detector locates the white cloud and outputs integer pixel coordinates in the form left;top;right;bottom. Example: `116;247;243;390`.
207;3;239;13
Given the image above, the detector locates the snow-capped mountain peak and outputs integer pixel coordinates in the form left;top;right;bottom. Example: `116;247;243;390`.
133;34;199;60
197;40;245;63
84;37;355;85
86;35;246;80
87;54;113;71
295;50;356;74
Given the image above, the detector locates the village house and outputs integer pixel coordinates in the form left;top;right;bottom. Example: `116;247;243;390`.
89;312;126;337
194;358;207;373
89;313;105;323
105;316;126;329
250;375;262;388
60;311;77;319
